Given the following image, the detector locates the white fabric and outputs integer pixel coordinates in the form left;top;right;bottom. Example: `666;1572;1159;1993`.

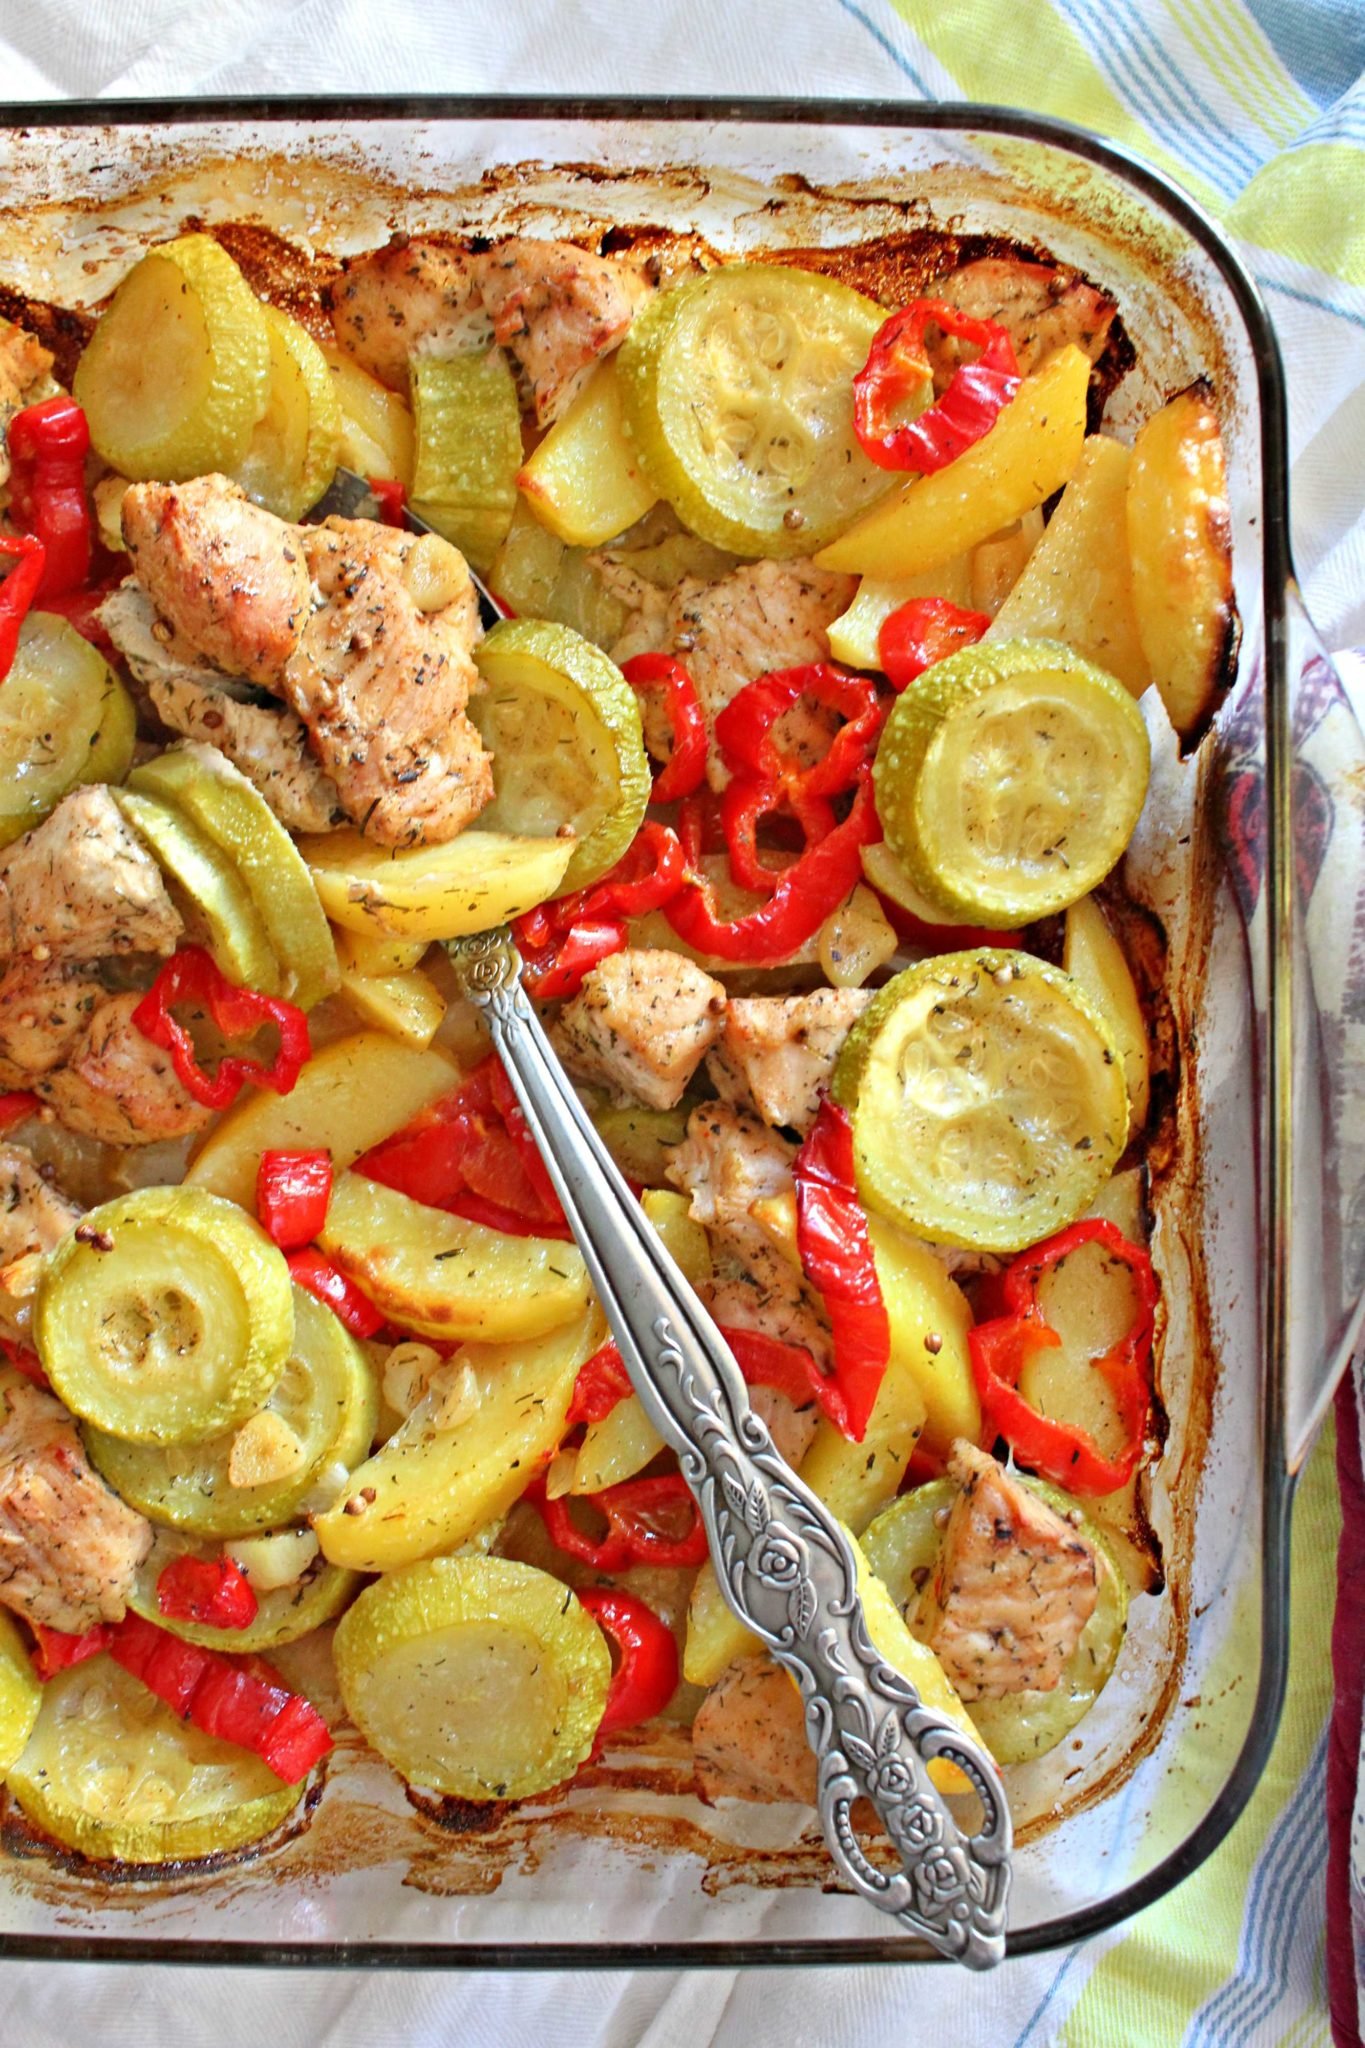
0;3;1358;2042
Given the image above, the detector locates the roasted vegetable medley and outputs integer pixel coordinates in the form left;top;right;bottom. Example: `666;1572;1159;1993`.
0;215;1234;1864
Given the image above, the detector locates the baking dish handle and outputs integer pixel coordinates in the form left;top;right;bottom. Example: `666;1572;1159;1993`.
1270;592;1365;1471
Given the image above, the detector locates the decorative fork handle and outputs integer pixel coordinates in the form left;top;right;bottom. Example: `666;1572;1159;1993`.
447;927;1011;1966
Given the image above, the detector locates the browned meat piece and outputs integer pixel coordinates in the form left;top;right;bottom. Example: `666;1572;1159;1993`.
0;786;183;964
122;475;312;689
326;236;491;390
0;957;102;1085
0;1144;81;1269
552;949;726;1111
913;1441;1099;1700
120;477;493;847
0;318;52;411
666;1103;831;1366
693;1655;815;1805
327;234;648;425
750;1382;819;1472
664;561;856;790
931;257;1117;378
37;992;213;1146
476;238;649;427
707;988;873;1135
0;1375;151;1632
285;519;492;846
100;582;344;834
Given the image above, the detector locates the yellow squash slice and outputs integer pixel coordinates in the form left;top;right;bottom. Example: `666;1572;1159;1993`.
831;950;1129;1254
73;234;271;482
618;263;890;557
0;614;136;848
872;637;1150;928
234;304;342;521
409;349;522;572
334;1555;610;1800
114;787;280;994
7;1655;302;1864
472;618;650;894
35;1187;294;1447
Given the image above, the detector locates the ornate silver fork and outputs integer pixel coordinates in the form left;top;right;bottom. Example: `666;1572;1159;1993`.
446;925;1011;1967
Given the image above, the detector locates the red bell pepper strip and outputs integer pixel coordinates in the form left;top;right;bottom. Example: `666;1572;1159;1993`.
367;477;408;527
0;1337;50;1390
535;1472;709;1571
967;1218;1157;1496
852;300;1021;474
156;1554;259;1632
568;1325;838;1433
666;770;881;963
257;1149;334;1251
358;1054;571;1240
286;1248;386;1339
513;822;687;1000
132;947;311;1113
878;595;993;691
577;1585;678;1737
516;914;628;1003
619;652;708;803
793;1099;890;1443
0;533;46;682
0;1090;40;1133
719;777;836;896
109;1611;332;1782
715;662;884;800
28;1621;113;1680
7;397;92;597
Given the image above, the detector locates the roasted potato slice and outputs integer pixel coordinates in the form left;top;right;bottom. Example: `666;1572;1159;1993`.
1126;382;1237;746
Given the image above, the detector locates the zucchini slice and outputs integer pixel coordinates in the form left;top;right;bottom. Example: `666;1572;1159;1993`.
7;1654;300;1864
831;950;1129;1253
861;1479;1128;1764
129;744;338;1010
127;1527;358;1653
409;349;522;573
617;264;890;557
234;304;342;523
872;638;1150;928
114;787;280;995
36;1187;294;1446
73;233;271;483
297;825;574;941
0;614;136;848
333;1555;610;1799
86;1282;378;1536
0;1610;42;1772
471;618;650;893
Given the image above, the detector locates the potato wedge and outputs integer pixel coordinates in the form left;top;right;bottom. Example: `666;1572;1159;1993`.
1064;894;1151;1136
969;509;1044;617
315;1309;603;1572
517;356;658;548
333;926;429;978
298;826;574;940
336;964;447;1049
813;345;1090;579
186;1030;458;1210
987;437;1149;694
1019;1225;1147;1480
1126;382;1236;745
323;346;415;488
318;1172;590;1343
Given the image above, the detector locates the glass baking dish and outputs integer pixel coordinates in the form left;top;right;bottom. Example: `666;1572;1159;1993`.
0;95;1358;1967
